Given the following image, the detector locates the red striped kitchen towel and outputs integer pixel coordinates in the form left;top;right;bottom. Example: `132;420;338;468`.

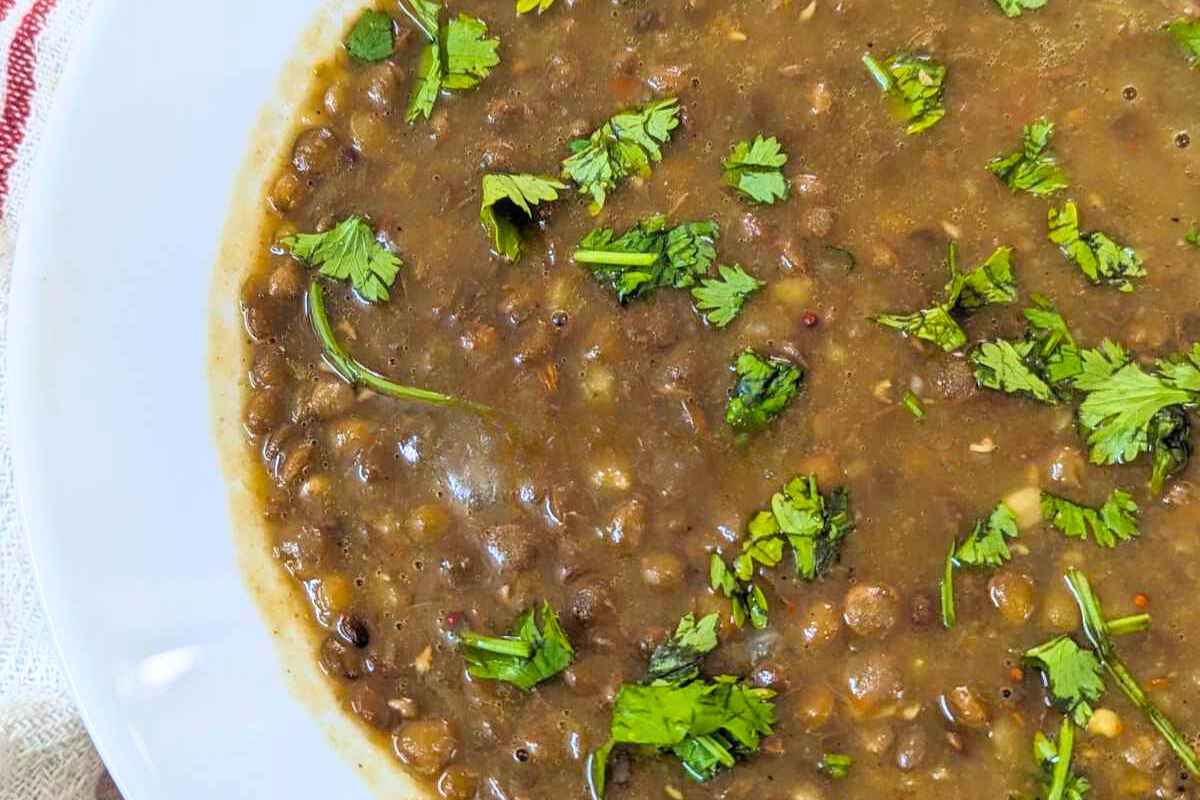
0;1;119;799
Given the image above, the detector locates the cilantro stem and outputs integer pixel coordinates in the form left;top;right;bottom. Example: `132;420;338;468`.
306;280;492;415
1065;569;1200;776
1106;613;1151;637
459;631;534;659
1046;716;1074;800
862;54;893;92
395;0;437;42
573;249;660;268
939;542;956;628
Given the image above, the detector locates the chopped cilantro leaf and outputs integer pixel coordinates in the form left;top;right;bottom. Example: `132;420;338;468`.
346;10;395;62
987;118;1069;197
574;214;719;302
725;349;803;432
1041;490;1139;548
862;52;948;134
940;503;1019;628
1048;201;1146;292
723;135;790;204
692;265;764;328
307;280;492;414
1070;341;1199;490
561;98;681;213
442;14;501;90
1065;570;1200;776
459;601;574;691
648;613;720;686
516;0;555;13
902;390;926;420
1168;18;1200;67
971;296;1082;404
711;476;853;629
399;2;500;122
479;174;566;262
993;0;1047;17
283;216;401;303
874;243;1017;352
406;43;443;122
1187;227;1200;248
1033;717;1091;800
1024;636;1106;726
819;753;853;779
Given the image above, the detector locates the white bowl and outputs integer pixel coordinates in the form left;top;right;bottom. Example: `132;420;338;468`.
7;0;420;796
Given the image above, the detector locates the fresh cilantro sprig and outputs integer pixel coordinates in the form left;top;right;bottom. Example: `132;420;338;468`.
1072;342;1199;492
479;174;566;262
561;98;681;213
723;135;790;204
516;0;556;14
1024;637;1106;727
987;118;1069;197
819;753;853;779
1048;201;1146;292
401;0;500;123
1168;18;1200;67
574;214;719;303
588;613;775;796
971;296;1081;404
306;280;492;414
648;613;720;686
283;216;402;303
458;602;574;690
692;265;764;328
874;243;1017;352
993;0;1047;17
725;349;803;432
862;52;948;134
711;475;854;629
346;10;395;62
940;503;1019;628
1065;569;1200;776
1041;490;1139;548
1032;717;1091;800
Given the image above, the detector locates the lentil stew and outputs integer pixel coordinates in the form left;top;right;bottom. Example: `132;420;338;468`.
237;1;1200;798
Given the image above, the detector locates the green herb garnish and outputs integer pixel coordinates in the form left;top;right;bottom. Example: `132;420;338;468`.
1065;569;1200;776
283;216;401;303
902;391;926;420
1168;18;1200;67
574;214;719;303
1048;201;1146;292
346;10;395;62
819;753;853;779
588;615;774;796
516;0;555;13
993;0;1047;17
971;296;1081;404
1024;636;1106;727
711;475;853;629
459;601;574;690
874;243;1016;352
479;174;566;262
561;98;681;213
862;52;947;134
722;135;789;204
1041;490;1139;548
692;265;764;328
940;503;1019;628
1032;717;1091;800
725;349;803;432
986;118;1069;197
401;1;500;122
306;280;491;414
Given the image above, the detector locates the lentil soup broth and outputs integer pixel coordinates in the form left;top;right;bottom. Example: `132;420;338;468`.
237;1;1200;798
